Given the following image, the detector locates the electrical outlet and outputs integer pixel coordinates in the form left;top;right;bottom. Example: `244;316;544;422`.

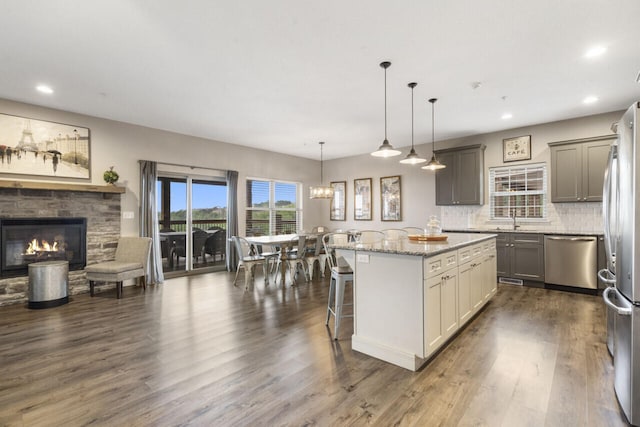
122;211;134;219
356;254;369;263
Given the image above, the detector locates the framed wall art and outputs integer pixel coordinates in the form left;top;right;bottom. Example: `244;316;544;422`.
503;135;531;162
354;178;372;220
0;113;91;179
380;175;401;221
330;181;346;221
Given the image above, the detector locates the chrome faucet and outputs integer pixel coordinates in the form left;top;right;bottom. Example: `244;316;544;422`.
511;210;520;230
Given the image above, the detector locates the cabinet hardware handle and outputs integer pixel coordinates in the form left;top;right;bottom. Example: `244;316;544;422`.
546;236;596;242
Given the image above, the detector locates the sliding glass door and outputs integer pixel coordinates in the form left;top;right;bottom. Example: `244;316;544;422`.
157;175;227;275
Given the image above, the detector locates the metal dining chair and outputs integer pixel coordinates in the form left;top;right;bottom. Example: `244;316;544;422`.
273;235;309;284
322;232;354;339
232;236;267;290
323;232;350;270
303;236;327;280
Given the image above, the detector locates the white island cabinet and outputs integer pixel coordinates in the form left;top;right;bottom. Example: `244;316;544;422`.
333;233;496;371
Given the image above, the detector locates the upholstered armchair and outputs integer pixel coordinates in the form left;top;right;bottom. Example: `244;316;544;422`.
85;237;152;298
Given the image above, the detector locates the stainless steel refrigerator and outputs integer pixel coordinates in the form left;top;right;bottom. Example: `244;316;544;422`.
602;101;640;426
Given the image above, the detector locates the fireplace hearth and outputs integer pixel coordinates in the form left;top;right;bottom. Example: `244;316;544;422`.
0;218;87;278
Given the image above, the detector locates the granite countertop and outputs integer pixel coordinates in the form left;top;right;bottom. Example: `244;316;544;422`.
444;228;603;236
331;232;496;257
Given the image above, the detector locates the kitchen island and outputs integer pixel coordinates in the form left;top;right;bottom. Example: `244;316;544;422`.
333;233;497;371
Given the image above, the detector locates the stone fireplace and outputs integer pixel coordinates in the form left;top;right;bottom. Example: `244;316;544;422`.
0;217;87;277
0;183;122;306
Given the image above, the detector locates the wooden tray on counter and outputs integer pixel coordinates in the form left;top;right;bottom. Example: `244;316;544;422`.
408;234;448;242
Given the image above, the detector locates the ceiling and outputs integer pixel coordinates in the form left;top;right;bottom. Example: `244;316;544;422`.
1;1;639;160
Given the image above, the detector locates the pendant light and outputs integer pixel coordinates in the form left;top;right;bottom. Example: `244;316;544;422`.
309;141;335;199
400;82;426;165
422;98;446;171
371;61;401;157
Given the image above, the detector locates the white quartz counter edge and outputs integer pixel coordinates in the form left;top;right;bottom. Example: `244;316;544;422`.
444;228;603;236
329;232;496;257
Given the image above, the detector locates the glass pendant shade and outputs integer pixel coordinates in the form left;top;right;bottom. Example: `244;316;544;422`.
400;147;427;164
309;141;334;199
423;154;446;170
400;82;426;165
371;61;401;158
422;97;447;171
372;140;401;157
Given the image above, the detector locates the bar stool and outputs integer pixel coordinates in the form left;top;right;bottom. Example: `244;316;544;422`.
326;264;354;340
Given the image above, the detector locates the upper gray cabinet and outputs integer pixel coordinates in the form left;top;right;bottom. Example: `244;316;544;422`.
548;135;615;203
435;144;486;205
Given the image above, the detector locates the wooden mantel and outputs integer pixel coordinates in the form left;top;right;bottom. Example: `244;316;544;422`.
0;179;126;193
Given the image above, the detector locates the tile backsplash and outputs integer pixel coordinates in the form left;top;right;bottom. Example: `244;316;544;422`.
441;202;603;233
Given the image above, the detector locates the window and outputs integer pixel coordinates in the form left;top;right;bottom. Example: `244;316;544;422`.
489;163;547;220
246;179;301;235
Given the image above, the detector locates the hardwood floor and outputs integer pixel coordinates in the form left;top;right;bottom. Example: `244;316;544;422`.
0;271;629;426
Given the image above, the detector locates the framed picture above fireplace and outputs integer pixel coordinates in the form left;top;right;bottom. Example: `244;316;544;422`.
0;113;91;180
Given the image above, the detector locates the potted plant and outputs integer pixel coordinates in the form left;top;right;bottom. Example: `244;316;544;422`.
103;166;119;185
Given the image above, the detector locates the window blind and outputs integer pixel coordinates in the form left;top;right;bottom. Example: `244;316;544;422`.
246;179;301;235
489;163;547;220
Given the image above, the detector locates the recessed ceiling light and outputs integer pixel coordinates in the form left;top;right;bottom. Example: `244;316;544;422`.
36;85;54;94
583;95;599;104
585;45;607;58
501;113;513;120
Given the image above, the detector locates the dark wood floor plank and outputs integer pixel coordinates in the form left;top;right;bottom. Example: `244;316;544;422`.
0;273;628;426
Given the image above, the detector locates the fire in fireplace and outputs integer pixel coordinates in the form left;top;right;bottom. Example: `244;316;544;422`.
0;218;87;277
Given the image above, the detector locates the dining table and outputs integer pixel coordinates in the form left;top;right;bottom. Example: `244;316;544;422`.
245;233;321;286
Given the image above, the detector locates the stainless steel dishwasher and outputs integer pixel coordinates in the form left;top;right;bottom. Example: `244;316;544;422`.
544;235;598;289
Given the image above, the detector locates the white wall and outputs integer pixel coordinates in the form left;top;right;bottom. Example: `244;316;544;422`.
323;110;622;233
0;98;326;235
1;97;622;235
323;153;438;230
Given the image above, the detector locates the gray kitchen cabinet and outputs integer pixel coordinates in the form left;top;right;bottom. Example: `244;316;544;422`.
549;135;615;203
495;233;510;276
496;233;545;282
435;144;485;205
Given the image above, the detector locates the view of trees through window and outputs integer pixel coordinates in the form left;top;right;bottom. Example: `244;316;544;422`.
157;178;227;232
246;179;300;235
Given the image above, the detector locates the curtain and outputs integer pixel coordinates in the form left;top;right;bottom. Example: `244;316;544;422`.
139;160;164;284
226;170;239;271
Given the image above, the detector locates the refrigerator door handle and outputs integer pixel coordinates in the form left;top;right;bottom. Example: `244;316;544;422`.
598;268;617;284
602;144;618;268
603;287;632;316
